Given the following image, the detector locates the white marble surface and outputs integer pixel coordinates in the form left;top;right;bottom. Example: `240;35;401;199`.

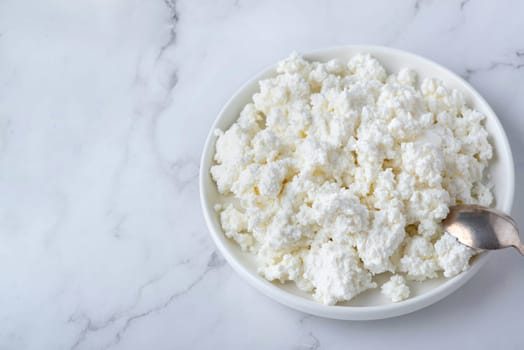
1;0;523;349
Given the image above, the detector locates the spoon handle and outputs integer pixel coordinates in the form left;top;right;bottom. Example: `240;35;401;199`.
516;243;524;256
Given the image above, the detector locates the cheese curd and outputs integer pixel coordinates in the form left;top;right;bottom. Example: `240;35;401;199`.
381;275;410;302
210;53;493;305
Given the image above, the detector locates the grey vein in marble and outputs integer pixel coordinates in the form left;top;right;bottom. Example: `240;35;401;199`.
102;251;224;350
69;257;195;350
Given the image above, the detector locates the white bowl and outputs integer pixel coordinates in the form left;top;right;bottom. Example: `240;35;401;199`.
199;45;515;320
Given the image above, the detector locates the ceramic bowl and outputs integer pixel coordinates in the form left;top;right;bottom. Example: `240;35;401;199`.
199;45;515;320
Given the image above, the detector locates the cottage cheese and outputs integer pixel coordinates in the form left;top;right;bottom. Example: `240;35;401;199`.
211;53;493;305
381;275;410;302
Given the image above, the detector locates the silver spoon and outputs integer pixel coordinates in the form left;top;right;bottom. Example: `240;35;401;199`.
442;204;524;255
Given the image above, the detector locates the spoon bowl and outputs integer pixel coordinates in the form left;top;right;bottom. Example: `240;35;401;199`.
443;205;524;255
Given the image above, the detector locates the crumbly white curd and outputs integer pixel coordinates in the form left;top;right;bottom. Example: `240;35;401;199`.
211;53;493;305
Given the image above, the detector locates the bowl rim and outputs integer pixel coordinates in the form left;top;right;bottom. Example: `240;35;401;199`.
199;45;515;320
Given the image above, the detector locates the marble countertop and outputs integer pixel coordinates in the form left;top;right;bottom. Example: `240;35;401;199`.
1;0;523;349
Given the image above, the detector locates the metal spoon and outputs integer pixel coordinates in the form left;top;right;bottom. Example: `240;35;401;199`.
442;204;524;255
